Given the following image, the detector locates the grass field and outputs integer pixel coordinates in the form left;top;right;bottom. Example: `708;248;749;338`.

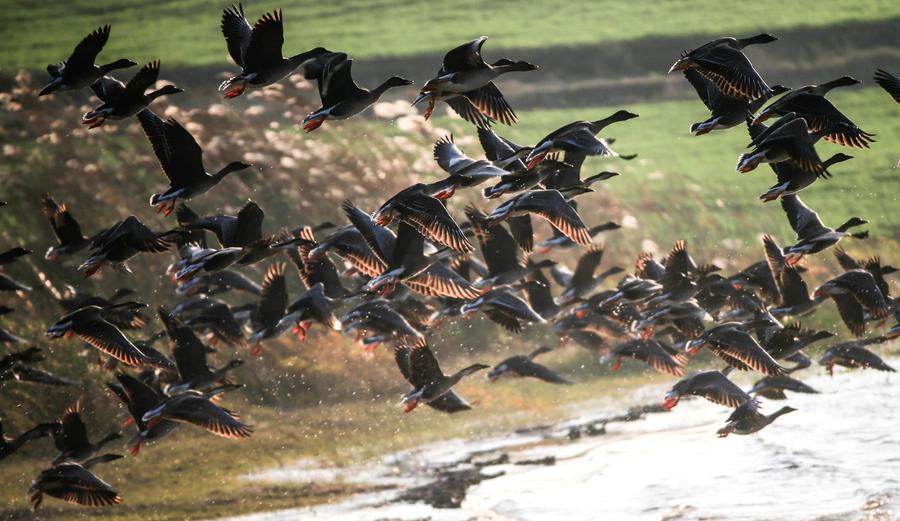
2;0;900;70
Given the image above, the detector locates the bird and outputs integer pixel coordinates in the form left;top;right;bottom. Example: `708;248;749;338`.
814;270;890;336
749;375;818;400
45;303;152;367
77;215;181;277
605;338;687;376
28;453;123;511
818;338;896;375
524;111;639;168
219;5;328;98
753;76;875;148
395;339;488;413
138;111;252;215
669;33;778;101
82;61;183;128
340;300;424;352
429;135;507;199
301;53;413;131
778;194;867;266
663;370;750;409
41;193;93;261
0;420;57;462
554;245;623;305
487;346;571;384
716;398;795;437
684;69;787;135
372;186;473;253
141;384;252;439
763;234;823;317
485;189;593;246
248;263;290;349
276;283;342;342
833;247;896;300
39;25;135;96
414;36;538;126
686;323;786;376
158;306;243;393
50;402;121;465
736;114;835;175
461;288;546;333
106;372;179;456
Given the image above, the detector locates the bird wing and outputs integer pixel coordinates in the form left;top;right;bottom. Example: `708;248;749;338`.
694;374;751;407
397;195;473;253
138;111;207;187
321;56;365;107
463;82;517;125
255;263;288;330
445;96;494;129
77;318;147;367
433;135;478;174
518;190;592;245
570;245;604;291
341;200;393;267
59;405;91;452
874;69;900;103
244;9;285;70
124;60;161;97
780;195;829;239
41;194;85;245
713;330;785;376
516;359;571;384
169;396;253;439
220;4;251;67
409;339;445;388
683;68;715;111
406;263;480;300
66;25;111;71
442;37;487;72
506;215;533;253
89;76;125;103
694;45;770;101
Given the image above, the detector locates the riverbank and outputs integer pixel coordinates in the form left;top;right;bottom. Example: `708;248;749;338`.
216;360;900;521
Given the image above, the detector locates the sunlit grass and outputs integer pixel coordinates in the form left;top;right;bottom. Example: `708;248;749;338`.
2;0;899;69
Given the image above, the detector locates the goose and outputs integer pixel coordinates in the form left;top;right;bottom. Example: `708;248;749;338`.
669;33;778;101
39;25;135;96
219;5;328;98
82;61;182;128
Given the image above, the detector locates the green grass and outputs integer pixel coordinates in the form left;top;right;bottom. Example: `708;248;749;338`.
2;0;899;70
434;86;900;272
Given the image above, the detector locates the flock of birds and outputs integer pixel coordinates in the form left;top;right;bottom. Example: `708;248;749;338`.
2;3;900;512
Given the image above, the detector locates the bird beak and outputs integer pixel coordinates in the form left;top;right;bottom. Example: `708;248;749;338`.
662;391;680;410
685;339;705;353
412;92;430;107
276;312;302;330
668;58;691;73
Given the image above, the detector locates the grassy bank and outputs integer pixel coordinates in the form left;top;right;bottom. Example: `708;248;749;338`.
2;1;900;70
0;364;664;521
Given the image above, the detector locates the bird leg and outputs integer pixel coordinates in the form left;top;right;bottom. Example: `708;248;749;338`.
223;81;247;99
423;98;436;120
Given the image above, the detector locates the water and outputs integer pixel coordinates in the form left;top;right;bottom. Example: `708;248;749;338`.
219;364;899;521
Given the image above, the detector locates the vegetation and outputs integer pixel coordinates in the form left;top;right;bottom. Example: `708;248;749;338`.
2;0;899;69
